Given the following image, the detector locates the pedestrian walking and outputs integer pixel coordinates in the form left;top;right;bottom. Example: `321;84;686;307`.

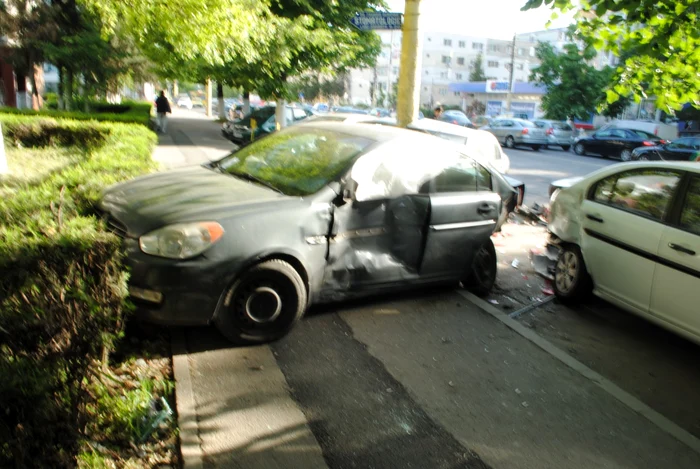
155;91;172;133
433;105;444;119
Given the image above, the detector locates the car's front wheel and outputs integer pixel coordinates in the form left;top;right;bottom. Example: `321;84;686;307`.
574;143;586;155
463;239;497;297
553;244;592;303
214;259;307;344
620;149;632;161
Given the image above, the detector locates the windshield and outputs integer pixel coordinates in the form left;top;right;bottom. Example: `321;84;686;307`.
216;127;374;196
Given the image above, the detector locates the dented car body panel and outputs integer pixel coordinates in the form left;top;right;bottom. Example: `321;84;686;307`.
100;123;507;327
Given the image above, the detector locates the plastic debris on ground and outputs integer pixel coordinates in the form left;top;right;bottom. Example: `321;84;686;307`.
511;259;520;269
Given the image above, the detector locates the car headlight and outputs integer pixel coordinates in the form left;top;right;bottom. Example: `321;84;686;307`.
139;222;224;259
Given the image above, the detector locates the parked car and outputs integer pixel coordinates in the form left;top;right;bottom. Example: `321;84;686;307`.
176;94;193;110
482;118;548;151
573;128;665;161
439;110;474;128
99;123;514;343
368;107;391;117
472;116;493;129
631;137;700;161
332;106;369;115
548;161;700;345
601;119;678;141
221;105;312;146
533;119;575;151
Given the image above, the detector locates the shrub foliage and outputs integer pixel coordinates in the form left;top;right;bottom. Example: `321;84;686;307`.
0;114;157;468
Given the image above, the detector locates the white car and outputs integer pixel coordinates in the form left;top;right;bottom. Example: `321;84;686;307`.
177;95;193;110
548;162;700;345
308;114;512;174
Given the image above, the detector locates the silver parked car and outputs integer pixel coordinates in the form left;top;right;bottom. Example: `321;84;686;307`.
482;118;548;151
533;119;575;151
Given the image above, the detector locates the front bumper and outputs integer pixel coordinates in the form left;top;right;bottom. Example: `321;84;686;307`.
122;237;232;326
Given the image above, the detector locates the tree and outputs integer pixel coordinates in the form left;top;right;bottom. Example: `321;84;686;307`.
467;99;486;116
522;0;700;113
469;53;487;81
529;42;611;121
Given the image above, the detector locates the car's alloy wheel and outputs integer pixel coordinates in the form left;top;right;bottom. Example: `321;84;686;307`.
214;259;307;344
553;244;592;303
574;143;586;155
620;149;632;161
505;136;515;149
463;239;497;297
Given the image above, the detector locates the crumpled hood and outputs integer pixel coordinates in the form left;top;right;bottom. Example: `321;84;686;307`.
100;165;288;236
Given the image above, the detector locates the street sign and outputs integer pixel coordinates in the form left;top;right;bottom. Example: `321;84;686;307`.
350;12;402;31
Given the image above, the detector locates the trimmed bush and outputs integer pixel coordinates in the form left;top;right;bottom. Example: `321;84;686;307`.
0;114;157;468
0;100;153;127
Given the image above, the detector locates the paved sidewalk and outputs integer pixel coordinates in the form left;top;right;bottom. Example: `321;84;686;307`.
157;114;700;469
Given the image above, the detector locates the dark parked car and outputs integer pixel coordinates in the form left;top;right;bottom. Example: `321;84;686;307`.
439;110;474;128
573;128;665;161
631;136;700;161
100;123;517;343
222;105;312;146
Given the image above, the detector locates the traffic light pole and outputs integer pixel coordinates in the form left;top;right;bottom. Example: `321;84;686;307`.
396;0;422;128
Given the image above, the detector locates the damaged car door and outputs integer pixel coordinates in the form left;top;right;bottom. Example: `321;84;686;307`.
320;140;500;298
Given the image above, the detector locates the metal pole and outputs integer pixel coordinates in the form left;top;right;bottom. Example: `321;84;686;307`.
397;0;423;127
506;33;516;113
386;30;394;108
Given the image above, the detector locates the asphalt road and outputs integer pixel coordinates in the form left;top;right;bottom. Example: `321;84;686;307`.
504;145;615;206
164;112;700;468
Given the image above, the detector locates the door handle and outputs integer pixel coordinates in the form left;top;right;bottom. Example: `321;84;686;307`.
669;243;696;255
586;214;604;223
477;204;494;214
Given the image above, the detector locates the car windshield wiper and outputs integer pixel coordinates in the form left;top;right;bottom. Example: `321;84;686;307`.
229;171;284;194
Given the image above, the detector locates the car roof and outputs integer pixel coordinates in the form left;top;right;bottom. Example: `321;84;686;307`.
296;121;464;147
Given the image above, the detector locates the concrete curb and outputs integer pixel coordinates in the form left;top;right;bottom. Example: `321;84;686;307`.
456;289;700;456
171;329;204;469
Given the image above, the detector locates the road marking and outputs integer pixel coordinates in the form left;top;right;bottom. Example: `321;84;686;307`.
457;289;700;456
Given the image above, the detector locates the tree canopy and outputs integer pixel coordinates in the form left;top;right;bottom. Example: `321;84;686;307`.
469;53;487;82
522;0;700;112
529;42;611;120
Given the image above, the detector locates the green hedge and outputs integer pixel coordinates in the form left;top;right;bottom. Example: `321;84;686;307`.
0;101;154;127
0;114;157;468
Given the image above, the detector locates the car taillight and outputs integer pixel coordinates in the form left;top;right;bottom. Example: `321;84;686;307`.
452;120;458;124
659;139;667;144
642;141;655;146
546;128;553;135
522;128;529;135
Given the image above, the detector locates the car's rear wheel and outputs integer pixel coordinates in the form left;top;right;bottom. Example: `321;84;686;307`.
553;244;592;303
505;136;515;148
574;143;586;155
620;149;632;161
561;145;571;151
638;154;649;161
463;239;497;297
214;259;307;344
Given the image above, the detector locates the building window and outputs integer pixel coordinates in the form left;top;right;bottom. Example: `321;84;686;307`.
456;73;463;80
426;53;430;58
428;37;432;42
456;57;465;65
441;55;451;64
518;48;525;56
439;72;447;79
472;42;483;50
458;40;466;48
444;39;452;46
454;91;461;97
530;47;535;56
424;87;428;91
425;70;429;75
488;60;499;67
487;44;501;53
517;63;524;70
439;88;447;96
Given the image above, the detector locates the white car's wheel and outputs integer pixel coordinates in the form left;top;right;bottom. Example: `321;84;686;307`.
553;244;592;303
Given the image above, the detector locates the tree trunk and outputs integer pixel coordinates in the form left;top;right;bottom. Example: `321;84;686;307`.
57;67;64;110
275;98;287;129
65;68;74;111
243;90;250;115
217;82;225;119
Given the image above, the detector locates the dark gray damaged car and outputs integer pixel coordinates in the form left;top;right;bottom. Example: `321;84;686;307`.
99;122;518;343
